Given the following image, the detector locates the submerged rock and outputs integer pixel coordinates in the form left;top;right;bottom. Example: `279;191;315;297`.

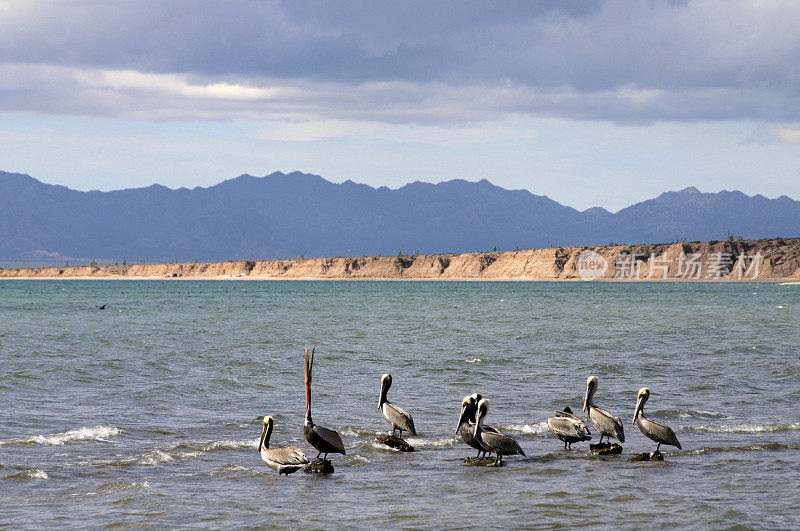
375;434;415;452
303;458;335;474
630;450;664;462
590;442;623;455
462;456;496;466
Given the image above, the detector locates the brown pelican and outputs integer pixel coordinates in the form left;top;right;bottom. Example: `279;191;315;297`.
378;373;417;437
455;393;502;459
547;406;592;450
258;416;309;475
303;347;346;459
583;375;625;444
473;398;525;465
632;387;682;452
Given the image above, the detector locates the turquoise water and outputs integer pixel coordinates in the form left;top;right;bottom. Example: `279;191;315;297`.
1;280;799;528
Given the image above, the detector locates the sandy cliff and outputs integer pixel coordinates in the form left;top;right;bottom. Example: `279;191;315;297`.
2;238;799;281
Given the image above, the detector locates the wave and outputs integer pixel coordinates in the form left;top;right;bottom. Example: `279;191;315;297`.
92;481;151;493
3;469;48;480
113;437;259;467
689;422;800;434
651;409;726;420
0;425;120;446
684;442;800;455
465;358;482;363
404;437;455;449
500;421;549;435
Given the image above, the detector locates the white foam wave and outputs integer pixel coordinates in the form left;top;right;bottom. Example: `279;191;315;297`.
501;421;549;435
0;425;120;446
465;357;482;363
340;426;382;438
405;437;455;448
131;450;174;466
4;469;49;480
200;438;258;452
692;422;800;434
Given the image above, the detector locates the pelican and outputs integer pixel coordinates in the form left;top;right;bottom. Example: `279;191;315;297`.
583;375;625;444
258;415;309;475
303;347;346;460
547;406;592;450
632;387;682;453
378;373;417;437
455;393;502;459
473;398;525;465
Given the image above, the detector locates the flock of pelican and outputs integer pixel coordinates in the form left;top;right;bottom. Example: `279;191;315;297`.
258;350;682;475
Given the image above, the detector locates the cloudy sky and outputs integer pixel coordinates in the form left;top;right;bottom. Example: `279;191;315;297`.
2;0;799;210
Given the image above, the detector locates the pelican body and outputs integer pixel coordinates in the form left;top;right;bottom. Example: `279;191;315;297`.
378;373;417;437
259;416;309;475
303;347;345;460
583;376;625;444
547;406;592;450
473;399;525;465
633;387;682;452
456;393;502;458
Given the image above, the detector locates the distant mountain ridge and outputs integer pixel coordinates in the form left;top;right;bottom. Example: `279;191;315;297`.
1;170;798;264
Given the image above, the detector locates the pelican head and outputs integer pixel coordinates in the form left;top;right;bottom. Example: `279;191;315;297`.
583;375;598;413
379;373;392;410
263;415;273;425
632;387;650;425
456;394;478;434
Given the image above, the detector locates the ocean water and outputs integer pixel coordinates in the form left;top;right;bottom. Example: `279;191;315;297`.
1;279;798;529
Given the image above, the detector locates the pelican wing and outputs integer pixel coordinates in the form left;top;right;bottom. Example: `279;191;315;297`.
382;402;417;435
638;416;681;449
589;405;625;443
262;445;309;466
312;424;346;455
480;430;525;457
554;409;581;421
548;416;591;441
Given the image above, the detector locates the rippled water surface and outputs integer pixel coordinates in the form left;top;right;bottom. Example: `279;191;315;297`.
1;280;798;528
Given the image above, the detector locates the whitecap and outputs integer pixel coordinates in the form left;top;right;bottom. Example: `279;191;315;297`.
200;438;258;452
465;358;482;363
0;425;120;446
4;469;48;480
404;437;455;448
690;422;800;434
500;421;549;435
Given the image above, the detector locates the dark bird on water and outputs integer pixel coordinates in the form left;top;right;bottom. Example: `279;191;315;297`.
473;398;525;465
96;304;106;310
547;406;592;450
258;415;309;475
378;373;417;437
583;376;625;444
632;387;682;453
303;347;345;460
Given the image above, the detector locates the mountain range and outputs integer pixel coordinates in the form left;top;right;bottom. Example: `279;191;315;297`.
1;170;798;265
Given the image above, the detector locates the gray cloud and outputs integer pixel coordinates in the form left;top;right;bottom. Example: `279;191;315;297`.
1;0;799;124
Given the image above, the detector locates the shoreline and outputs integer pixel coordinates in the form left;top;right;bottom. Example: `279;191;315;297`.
2;238;799;282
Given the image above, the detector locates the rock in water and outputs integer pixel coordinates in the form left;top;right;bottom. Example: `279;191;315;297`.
629;450;664;462
304;458;335;474
375;434;415;452
590;442;623;455
462;456;495;465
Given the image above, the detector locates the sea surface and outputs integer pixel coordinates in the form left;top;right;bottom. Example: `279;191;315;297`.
1;280;798;529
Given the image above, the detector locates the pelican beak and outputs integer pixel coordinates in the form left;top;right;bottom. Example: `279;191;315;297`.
632;397;643;425
582;387;589;413
456;405;468;435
